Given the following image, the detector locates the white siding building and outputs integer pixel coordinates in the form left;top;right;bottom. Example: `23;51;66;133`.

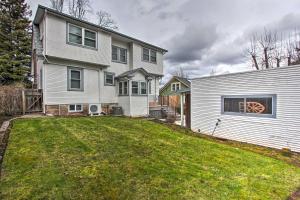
191;65;300;152
32;5;167;116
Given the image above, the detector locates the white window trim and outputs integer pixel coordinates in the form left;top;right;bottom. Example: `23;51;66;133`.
140;81;147;95
67;67;84;91
221;95;277;118
171;82;181;91
131;81;147;96
119;81;129;96
67;23;97;49
142;47;157;64
112;45;127;64
68;104;83;113
104;72;115;86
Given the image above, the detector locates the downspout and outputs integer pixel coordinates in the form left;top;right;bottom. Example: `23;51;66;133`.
129;79;132;116
147;80;149;116
42;9;48;114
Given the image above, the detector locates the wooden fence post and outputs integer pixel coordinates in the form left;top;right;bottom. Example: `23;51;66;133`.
22;90;26;115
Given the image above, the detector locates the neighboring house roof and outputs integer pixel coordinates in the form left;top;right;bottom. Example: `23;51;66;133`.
160;76;190;91
33;5;168;53
116;68;163;79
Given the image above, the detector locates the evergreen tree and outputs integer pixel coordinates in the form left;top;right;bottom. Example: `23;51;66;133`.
0;0;32;85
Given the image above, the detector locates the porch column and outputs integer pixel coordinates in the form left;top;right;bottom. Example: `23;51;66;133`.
180;93;184;126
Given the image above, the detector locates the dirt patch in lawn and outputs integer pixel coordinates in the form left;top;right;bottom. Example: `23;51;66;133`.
288;188;300;200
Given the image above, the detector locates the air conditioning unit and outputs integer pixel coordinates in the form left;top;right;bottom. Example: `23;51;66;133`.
89;104;101;116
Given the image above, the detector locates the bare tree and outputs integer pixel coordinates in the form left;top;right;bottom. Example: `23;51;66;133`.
50;0;64;12
96;10;118;30
259;28;274;69
247;34;259;70
68;0;91;20
171;67;188;78
293;30;300;64
285;34;294;66
272;32;284;68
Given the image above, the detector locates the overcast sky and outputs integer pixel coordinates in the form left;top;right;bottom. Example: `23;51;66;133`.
27;0;300;82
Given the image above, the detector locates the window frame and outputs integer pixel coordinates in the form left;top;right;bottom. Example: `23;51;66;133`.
140;81;147;95
221;94;277;118
142;47;157;64
131;81;139;95
68;104;83;113
118;81;129;96
171;82;181;91
131;81;147;96
67;23;97;50
84;29;97;48
104;72;115;86
67;67;84;91
111;45;127;64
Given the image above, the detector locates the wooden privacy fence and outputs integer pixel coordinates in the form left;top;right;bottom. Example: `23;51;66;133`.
0;87;42;116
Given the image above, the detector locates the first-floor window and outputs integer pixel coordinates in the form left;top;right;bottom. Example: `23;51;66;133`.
132;81;139;95
140;82;147;95
222;95;276;117
68;67;83;91
69;104;83;112
131;81;147;95
119;81;128;95
105;72;115;85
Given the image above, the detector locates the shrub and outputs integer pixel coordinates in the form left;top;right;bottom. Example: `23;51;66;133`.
0;85;23;116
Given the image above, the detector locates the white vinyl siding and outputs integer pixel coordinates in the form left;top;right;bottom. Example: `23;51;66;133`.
191;65;300;152
44;63;100;105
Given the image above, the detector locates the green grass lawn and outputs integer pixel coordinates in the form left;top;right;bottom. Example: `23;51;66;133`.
1;117;300;199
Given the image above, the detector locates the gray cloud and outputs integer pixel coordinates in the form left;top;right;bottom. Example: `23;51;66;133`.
27;0;300;83
165;23;219;64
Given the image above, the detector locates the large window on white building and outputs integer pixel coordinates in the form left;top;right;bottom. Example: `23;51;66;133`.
222;95;276;117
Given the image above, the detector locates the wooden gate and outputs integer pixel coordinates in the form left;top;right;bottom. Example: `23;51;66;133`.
22;89;43;114
185;93;191;128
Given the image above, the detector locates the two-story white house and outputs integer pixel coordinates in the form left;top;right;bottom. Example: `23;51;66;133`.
32;5;167;116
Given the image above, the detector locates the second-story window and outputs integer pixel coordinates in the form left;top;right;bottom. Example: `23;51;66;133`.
68;23;97;49
142;47;157;63
69;24;82;45
84;30;96;48
112;46;127;64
